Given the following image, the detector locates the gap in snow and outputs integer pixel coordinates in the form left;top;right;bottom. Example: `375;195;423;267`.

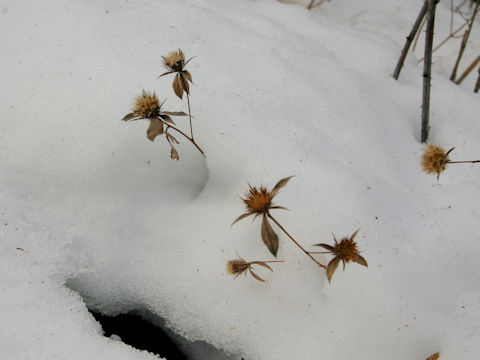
66;283;236;360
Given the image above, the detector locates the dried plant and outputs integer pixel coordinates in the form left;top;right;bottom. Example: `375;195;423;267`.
158;49;196;140
311;230;368;283
122;90;205;159
421;144;480;179
232;176;326;268
226;257;283;283
425;353;440;360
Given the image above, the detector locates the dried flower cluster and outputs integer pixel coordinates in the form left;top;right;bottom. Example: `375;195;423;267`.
421;144;479;179
312;230;368;282
229;177;367;283
421;144;453;178
226;257;282;283
122;49;204;160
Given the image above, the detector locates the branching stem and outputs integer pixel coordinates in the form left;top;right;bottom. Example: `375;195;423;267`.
160;119;205;157
268;214;326;269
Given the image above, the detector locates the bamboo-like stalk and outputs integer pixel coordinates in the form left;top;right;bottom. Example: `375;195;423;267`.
421;0;438;143
393;0;428;80
455;55;480;84
450;1;480;81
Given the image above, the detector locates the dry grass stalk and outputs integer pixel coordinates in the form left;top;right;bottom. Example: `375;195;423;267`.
310;230;368;282
232;176;326;268
421;144;480;179
226;257;283;282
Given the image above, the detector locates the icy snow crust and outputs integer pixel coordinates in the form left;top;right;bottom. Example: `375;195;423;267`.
1;0;480;359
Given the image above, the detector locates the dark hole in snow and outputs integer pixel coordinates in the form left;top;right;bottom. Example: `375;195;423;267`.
90;310;187;359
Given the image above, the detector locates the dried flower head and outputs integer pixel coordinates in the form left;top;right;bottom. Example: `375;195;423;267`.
232;177;293;257
122;91;188;145
159;49;194;99
313;230;368;282
163;49;186;72
134;90;159;118
226;257;282;283
421;144;455;179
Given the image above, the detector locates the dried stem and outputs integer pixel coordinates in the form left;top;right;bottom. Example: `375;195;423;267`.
417;22;468;63
450;1;480;81
307;0;315;9
268;214;326;269
412;13;428;52
455;55;480;84
447;160;480;164
186;93;194;139
421;0;439;143
307;0;326;10
475;66;480;93
393;0;428;80
160;118;205;157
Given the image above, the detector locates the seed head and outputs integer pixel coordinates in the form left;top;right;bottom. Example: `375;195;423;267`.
163;49;185;72
243;186;272;213
422;144;450;178
334;235;362;263
226;259;249;276
134;90;159;118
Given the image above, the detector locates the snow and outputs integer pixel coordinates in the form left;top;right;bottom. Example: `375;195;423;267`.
1;0;480;359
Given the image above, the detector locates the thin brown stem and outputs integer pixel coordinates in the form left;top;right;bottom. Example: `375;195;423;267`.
186;93;194;139
475;66;480;93
447;160;480;164
455;55;480;84
450;1;480;81
412;12;428;52
307;0;315;9
160;119;205;157
268;214;326;269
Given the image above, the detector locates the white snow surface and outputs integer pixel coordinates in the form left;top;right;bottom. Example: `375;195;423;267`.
1;0;480;359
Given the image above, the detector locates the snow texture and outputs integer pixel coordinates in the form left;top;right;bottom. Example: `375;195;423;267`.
1;0;480;359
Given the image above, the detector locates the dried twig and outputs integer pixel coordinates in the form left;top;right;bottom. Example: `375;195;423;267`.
393;0;428;80
475;65;480;93
450;1;480;81
455;55;480;84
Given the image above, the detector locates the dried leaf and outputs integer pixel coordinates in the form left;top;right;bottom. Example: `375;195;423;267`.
426;353;440;360
183;56;195;67
160;115;175;124
349;229;360;241
180;73;190;95
146;118;164;141
261;214;279;257
166;132;179;144
170;146;180;160
157;70;175;79
231;212;253;226
182;70;192;83
122;112;138;121
249;268;265;282
172;74;183;99
270;206;289;211
271;176;294;198
252;261;273;272
313;243;335;252
162;111;188;116
326;257;341;283
355;255;368;267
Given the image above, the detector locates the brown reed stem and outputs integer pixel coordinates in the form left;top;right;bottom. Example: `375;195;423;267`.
455;55;480;84
475;66;480;93
268;214;326;269
393;0;428;80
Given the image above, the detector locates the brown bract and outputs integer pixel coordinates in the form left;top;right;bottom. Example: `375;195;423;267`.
421;144;454;179
425;353;440;360
159;49;194;99
313;230;368;283
232;176;293;257
226;258;280;283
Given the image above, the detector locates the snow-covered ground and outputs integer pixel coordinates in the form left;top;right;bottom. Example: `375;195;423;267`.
1;0;480;359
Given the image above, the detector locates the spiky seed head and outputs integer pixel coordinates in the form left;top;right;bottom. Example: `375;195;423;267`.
334;236;362;263
134;90;159;118
422;144;449;177
242;186;272;213
163;49;185;72
226;259;249;276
